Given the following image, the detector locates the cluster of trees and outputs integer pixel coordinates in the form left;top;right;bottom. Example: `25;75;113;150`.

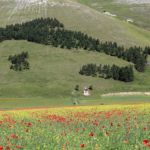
0;17;149;72
49;30;147;72
8;52;29;71
79;64;134;82
101;43;147;72
48;29;100;50
144;46;150;55
0;18;63;44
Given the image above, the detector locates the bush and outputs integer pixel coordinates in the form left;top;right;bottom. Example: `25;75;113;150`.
8;52;30;71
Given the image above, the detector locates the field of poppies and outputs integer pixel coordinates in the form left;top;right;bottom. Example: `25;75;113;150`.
0;104;150;150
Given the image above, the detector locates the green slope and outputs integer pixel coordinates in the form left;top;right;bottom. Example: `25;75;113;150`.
77;0;150;31
0;40;150;100
0;0;149;46
0;40;130;98
0;40;150;108
0;0;150;107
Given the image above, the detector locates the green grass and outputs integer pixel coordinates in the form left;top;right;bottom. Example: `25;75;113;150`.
0;40;131;99
100;95;150;104
0;40;149;107
77;0;150;31
0;0;150;107
0;95;150;110
0;98;72;110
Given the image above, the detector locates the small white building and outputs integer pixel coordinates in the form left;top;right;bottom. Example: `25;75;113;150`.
127;18;134;23
103;11;117;17
83;87;90;96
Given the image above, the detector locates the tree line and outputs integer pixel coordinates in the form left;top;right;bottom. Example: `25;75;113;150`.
8;52;29;71
0;17;149;72
79;64;134;82
144;46;150;55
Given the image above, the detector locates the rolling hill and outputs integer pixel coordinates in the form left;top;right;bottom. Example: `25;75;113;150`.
0;0;150;46
77;0;150;31
0;0;150;107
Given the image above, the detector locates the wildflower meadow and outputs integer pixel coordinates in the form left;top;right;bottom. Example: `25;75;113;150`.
0;104;150;150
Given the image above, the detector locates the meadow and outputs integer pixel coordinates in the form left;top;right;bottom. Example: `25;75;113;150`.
0;40;150;106
77;0;150;31
0;1;149;149
0;0;150;103
0;104;150;149
1;95;150;110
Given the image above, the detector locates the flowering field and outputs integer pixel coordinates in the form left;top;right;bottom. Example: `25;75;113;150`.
0;104;150;150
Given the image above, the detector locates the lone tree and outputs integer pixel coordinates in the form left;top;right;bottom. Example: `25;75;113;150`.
89;85;93;90
71;85;80;105
74;85;79;91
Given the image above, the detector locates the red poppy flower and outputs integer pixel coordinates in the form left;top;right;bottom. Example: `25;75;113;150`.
6;146;10;150
10;134;18;139
143;139;150;147
76;128;79;132
89;132;94;137
100;125;105;129
16;145;23;149
0;146;3;150
93;121;98;126
26;122;32;127
144;127;147;131
143;139;149;145
82;128;86;131
80;144;85;148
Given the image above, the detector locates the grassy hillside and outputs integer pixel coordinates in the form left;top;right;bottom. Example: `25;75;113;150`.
0;40;150;108
77;0;150;31
0;0;150;107
0;0;150;47
0;40;130;99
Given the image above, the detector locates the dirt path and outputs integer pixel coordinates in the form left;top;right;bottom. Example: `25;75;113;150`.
102;92;150;97
116;0;150;4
